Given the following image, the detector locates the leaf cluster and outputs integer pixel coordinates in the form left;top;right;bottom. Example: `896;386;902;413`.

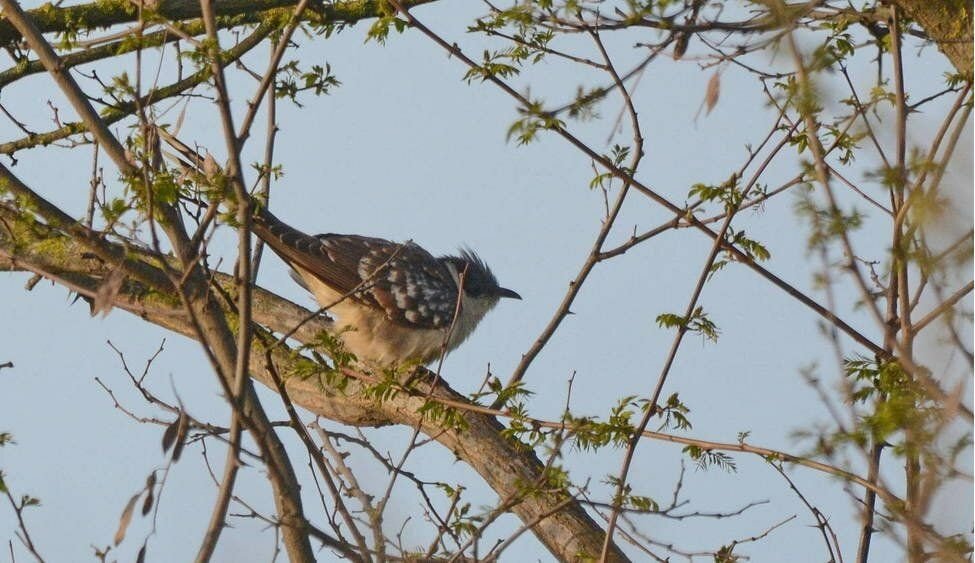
506;100;565;145
469;377;533;409
681;445;737;473
590;145;632;191
656;306;720;342
275;61;341;106
688;173;743;212
564;400;638;452
794;188;864;252
417;398;469;432
602;475;659;513
845;356;936;451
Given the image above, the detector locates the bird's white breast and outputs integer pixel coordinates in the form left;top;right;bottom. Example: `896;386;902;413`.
296;268;447;366
295;262;499;367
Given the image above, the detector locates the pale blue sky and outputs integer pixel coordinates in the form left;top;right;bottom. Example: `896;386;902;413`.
1;2;971;561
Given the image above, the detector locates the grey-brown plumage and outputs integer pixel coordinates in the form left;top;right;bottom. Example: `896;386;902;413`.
251;209;520;366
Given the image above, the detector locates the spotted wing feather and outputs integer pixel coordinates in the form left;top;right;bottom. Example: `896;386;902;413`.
252;210;459;329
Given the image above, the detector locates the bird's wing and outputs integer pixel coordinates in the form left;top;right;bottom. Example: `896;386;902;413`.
252;210;459;329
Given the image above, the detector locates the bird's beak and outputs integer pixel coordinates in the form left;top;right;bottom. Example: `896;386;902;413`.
497;287;522;300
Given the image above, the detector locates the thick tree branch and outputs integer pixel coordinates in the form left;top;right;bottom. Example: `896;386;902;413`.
893;0;973;80
0;0;432;48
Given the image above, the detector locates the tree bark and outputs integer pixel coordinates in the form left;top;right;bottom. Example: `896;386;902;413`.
894;0;973;79
0;0;434;48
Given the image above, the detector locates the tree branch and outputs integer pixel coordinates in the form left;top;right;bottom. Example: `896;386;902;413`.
893;0;973;80
0;0;433;48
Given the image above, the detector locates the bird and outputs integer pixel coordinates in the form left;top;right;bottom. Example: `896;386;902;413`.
250;209;521;367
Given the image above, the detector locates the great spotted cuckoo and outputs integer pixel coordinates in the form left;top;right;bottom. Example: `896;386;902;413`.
251;210;520;366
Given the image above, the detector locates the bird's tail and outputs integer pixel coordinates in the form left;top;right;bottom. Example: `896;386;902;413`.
157;128;324;278
249;207;326;278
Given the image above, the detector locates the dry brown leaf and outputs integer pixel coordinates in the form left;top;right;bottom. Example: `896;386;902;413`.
173;103;188;137
171;412;189;462
91;269;125;318
704;71;721;115
673;32;689;60
145;124;162;170
694;70;723;122
161;416;180;454
203;151;221;180
135;543;147;563
141;489;154;516
114;493;139;545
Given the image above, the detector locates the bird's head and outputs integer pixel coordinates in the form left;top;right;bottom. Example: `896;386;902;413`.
442;249;521;301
